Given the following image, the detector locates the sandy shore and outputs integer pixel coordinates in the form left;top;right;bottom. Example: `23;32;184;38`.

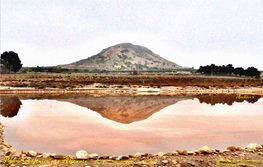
1;85;263;96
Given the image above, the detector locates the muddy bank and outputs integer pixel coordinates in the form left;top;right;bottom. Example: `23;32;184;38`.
1;123;263;167
1;85;263;96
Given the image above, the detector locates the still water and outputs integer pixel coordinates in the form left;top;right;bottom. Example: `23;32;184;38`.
1;95;262;156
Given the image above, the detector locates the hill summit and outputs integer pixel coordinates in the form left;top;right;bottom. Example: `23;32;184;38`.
60;43;182;71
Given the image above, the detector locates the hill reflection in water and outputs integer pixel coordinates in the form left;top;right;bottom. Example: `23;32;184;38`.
1;95;261;122
1;94;262;156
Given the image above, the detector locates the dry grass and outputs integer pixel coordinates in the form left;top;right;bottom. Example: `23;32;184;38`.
1;73;263;89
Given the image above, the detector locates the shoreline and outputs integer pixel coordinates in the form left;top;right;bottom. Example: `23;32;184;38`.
1;85;263;166
1;124;263;167
1;85;263;96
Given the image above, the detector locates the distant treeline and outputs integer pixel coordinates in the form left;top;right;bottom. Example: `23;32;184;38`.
21;66;90;73
21;66;195;74
197;64;261;78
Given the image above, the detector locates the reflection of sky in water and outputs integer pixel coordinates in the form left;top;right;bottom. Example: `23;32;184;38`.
1;98;263;156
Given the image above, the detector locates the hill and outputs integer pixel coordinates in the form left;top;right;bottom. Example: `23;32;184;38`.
59;43;182;71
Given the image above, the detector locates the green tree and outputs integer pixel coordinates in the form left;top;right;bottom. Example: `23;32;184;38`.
1;51;22;73
245;67;260;77
226;64;234;74
234;67;245;76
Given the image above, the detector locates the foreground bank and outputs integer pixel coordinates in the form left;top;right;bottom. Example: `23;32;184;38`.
1;123;263;167
1;85;263;96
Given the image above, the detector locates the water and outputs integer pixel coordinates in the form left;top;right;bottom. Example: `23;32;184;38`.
1;95;262;156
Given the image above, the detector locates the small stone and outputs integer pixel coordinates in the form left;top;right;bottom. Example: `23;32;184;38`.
162;160;168;164
21;154;27;158
198;146;213;154
207;161;212;166
141;152;148;157
134;152;141;158
5;151;11;156
259;152;263;155
99;154;109;159
173;151;179;156
161;156;167;160
42;153;50;159
89;153;98;160
76;150;89;159
188;151;194;155
116;156;122;161
164;152;174;156
28;150;37;157
13;152;20;158
128;155;134;158
68;155;75;159
175;164;182;167
215;149;220;152
111;155;118;160
227;146;236;152
176;150;182;154
1;142;12;148
172;160;178;165
245;143;262;151
52;155;66;159
236;146;243;151
121;155;129;160
158;152;165;157
182;150;188;155
21;150;28;155
238;153;245;158
187;161;195;166
107;160;113;163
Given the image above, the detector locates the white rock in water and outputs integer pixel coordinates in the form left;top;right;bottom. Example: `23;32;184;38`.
28;150;37;157
76;150;89;159
245;143;262;151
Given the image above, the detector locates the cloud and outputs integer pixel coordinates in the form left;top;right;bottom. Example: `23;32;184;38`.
1;0;263;69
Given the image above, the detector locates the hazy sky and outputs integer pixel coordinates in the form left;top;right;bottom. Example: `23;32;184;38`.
1;0;263;69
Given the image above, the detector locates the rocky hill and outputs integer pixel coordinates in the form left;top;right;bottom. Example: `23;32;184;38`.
59;43;182;71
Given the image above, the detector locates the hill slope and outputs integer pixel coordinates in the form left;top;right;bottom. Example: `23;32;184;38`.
59;43;182;71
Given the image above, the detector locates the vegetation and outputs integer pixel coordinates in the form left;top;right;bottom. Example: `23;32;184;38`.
17;66;196;74
1;73;262;89
198;64;260;78
1;51;22;73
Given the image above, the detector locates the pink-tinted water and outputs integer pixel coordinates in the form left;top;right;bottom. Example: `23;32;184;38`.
1;96;262;156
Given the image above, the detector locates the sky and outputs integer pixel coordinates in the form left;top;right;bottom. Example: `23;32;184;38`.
1;0;263;70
